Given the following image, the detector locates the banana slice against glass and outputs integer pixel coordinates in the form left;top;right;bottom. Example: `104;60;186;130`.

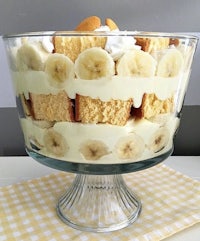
116;49;157;77
74;47;115;80
16;42;49;71
45;53;74;88
148;127;170;153
115;133;145;160
79;139;110;160
156;48;184;77
43;128;69;157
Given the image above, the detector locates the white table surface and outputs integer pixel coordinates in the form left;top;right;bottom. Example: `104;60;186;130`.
0;156;199;240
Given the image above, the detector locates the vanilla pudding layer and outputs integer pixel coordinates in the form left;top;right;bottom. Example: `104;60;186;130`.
20;114;179;164
12;70;189;108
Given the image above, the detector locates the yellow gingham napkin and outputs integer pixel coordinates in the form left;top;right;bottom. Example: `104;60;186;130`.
0;164;199;241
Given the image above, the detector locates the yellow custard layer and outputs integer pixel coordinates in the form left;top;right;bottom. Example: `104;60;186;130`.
20;114;179;164
12;70;189;108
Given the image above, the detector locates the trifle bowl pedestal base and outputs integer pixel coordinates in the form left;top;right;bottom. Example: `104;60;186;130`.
56;174;142;232
27;148;173;232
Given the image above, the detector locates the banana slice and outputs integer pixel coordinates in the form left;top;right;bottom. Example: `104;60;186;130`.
16;42;48;71
45;53;74;87
156;48;184;77
115;133;145;160
43;129;69;157
148;127;170;153
79;139;110;160
116;49;157;77
74;47;115;80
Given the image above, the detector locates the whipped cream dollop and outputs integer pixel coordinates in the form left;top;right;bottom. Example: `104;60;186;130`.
95;26;141;60
105;32;141;60
41;36;54;53
95;26;111;32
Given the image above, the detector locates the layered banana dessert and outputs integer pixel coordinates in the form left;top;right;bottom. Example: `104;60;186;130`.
9;16;193;164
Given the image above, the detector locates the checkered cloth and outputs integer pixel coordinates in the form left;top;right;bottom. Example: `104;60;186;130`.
0;164;199;241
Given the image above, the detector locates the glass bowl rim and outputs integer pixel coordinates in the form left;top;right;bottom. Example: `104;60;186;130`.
2;30;198;40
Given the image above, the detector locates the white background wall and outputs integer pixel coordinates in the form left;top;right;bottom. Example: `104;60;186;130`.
0;0;200;107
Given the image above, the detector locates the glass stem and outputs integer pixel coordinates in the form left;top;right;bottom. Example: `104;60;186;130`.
57;174;142;232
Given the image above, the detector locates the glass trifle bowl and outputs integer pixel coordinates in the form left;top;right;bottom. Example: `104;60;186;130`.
3;31;198;232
